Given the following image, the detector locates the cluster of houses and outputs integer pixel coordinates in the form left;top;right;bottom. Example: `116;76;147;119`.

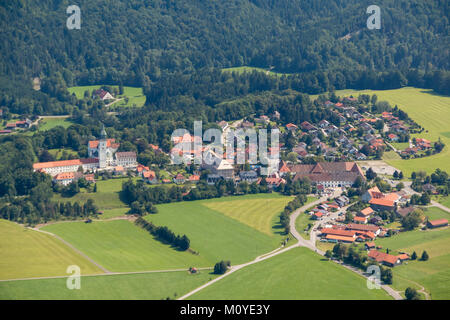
0;118;32;135
401;138;432;157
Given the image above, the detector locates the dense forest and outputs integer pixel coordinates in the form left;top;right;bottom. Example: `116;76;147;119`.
0;0;449;116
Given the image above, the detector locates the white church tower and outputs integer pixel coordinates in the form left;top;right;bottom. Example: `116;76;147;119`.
98;124;108;168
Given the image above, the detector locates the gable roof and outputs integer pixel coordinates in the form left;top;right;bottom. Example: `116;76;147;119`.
33;158;98;170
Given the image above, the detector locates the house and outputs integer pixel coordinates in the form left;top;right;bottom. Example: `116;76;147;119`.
396;206;415;218
286;123;298;131
368;250;401;267
92;89;114;100
346;223;381;236
422;183;438;195
255;115;270;124
362;186;384;202
388;133;399;142
300;121;316;131
319;120;329;128
358;207;374;218
188;175;200;183
335;196;349;207
353;216;367;224
0;130;12;135
289;162;365;188
207;174;222;185
114;165;125;176
369;192;400;212
217;121;228;131
427;219;448;229
142;170;156;180
239;171;258;183
173;174;186;184
397;253;410;262
365;242;376;250
272;111;280;120
263;176;286;189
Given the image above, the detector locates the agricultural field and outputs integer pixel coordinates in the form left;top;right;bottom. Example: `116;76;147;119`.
147;193;293;265
0;270;217;300
42;220;211;272
324;87;450;176
0;220;102;280
375;224;450;299
189;247;391;300
68;85;145;108
38;117;74;131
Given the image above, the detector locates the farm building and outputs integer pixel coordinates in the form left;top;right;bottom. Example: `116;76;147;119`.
427;219;448;229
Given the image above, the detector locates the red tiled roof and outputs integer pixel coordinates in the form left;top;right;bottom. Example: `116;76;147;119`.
428;219;448;227
88;139;119;149
360;207;374;216
33;158;98;170
368;250;399;265
353;216;367;222
325;234;355;242
346;223;380;233
321;228;356;237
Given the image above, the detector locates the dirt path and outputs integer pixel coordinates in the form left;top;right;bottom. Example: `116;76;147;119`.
31;227;111;274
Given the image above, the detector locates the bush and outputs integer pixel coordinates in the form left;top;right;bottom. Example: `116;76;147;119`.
405;287;420;300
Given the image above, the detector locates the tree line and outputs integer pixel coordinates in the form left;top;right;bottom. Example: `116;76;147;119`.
135;217;190;251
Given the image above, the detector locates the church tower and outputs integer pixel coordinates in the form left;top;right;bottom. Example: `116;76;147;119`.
98;124;108;168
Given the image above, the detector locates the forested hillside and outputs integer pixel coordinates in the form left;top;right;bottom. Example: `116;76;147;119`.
1;0;448;82
0;0;448;115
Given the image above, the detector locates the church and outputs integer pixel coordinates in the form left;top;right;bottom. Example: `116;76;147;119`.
33;125;137;178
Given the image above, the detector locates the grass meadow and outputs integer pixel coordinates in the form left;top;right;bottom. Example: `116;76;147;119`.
42;220;211;272
68;85;145;108
189;247;392;300
38;117;74;131
146;193;294;265
0;220;102;280
0;270;217;300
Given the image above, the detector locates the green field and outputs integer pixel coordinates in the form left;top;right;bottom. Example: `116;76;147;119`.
294;197;319;240
375;224;450;299
189;247;391;300
53;177;137;215
0;271;217;300
390;142;410;151
422;206;450;221
68;85;145;108
48;148;79;160
435;195;450;209
42;220;211;272
38;117;73;131
147;194;293;265
324;87;450;176
0;220;102;280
